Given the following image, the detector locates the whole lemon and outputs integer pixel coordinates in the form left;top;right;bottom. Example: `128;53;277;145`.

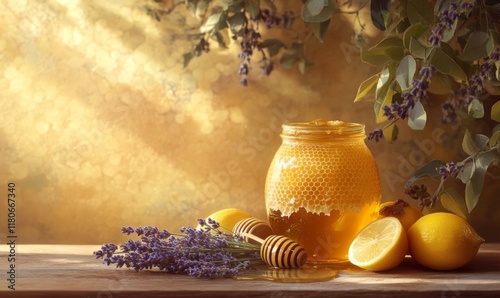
407;212;484;270
379;199;423;231
199;208;252;232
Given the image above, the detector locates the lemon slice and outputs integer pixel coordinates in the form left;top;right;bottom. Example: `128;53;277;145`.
348;217;408;271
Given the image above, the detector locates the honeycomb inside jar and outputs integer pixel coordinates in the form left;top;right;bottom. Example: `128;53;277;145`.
265;120;381;263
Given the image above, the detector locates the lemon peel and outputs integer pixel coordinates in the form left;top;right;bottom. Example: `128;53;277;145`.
408;212;484;270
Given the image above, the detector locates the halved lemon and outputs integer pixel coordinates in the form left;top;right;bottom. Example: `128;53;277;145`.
348;217;408;271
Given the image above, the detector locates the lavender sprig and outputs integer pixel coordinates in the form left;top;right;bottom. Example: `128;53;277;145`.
367;66;435;142
94;219;263;278
428;1;475;46
441;48;500;123
437;162;464;180
234;9;294;86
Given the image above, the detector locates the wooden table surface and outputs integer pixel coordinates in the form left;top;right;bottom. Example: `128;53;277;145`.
0;244;499;297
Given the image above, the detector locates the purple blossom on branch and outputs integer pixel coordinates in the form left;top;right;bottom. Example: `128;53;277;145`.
441;48;500;123
428;1;474;46
367;128;384;142
94;220;263;279
234;9;293;86
381;66;435;121
437;162;464;180
369;66;435;141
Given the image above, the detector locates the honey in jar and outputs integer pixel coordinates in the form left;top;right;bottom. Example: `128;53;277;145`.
265;119;381;263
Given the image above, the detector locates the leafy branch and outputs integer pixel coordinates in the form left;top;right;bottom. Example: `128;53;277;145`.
143;0;370;85
353;0;500;217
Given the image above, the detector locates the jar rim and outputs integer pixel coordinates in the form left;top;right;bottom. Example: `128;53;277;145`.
281;119;365;140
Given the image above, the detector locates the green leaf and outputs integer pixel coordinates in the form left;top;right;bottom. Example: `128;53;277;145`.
383;123;399;143
361;50;391;67
384;14;406;34
200;12;226;33
442;19;457;43
195;0;210;18
465;151;498;212
385;46;405;61
354;74;379;102
429;48;468;82
361;37;404;67
260;38;286;57
468;98;484;119
434;0;452;15
210;31;229;48
299;58;313;75
280;42;303;69
227;12;246;34
428;72;452;94
226;0;244;12
370;0;391;31
280;51;299;69
375;63;396;110
395;55;417;91
409;36;429;60
462;129;489;155
312;19;331;42
305;0;327;16
496;61;500;81
491;100;500;122
408;101;427;130
183;52;194;68
376;66;391;98
301;0;339;23
403;23;429;49
458;160;475;184
458;31;495;62
440;187;468;219
407;0;434;26
262;0;276;12
244;0;260;19
405;159;443;188
489;124;500;147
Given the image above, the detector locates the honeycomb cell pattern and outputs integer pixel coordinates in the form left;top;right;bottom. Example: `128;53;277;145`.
266;138;381;217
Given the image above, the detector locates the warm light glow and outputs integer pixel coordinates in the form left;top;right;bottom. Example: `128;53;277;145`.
2;0;495;245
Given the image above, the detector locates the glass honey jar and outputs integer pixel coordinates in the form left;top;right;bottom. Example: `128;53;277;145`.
265;119;382;263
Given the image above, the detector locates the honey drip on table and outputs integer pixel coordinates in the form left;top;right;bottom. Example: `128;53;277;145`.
233;264;338;282
233;262;367;282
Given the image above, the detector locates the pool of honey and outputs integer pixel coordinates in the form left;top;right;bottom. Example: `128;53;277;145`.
268;202;380;263
233;264;339;282
233;262;365;282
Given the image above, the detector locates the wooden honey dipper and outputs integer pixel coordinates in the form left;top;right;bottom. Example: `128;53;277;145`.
233;217;308;269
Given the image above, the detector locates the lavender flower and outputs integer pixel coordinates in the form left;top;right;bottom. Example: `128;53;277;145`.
441;48;500;123
369;66;434;139
367;128;384;142
235;27;262;86
405;184;432;208
254;9;293;29
93;220;263;279
233;9;294;85
428;1;474;46
437;162;464;180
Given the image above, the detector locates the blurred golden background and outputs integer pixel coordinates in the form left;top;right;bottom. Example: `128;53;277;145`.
0;0;498;244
